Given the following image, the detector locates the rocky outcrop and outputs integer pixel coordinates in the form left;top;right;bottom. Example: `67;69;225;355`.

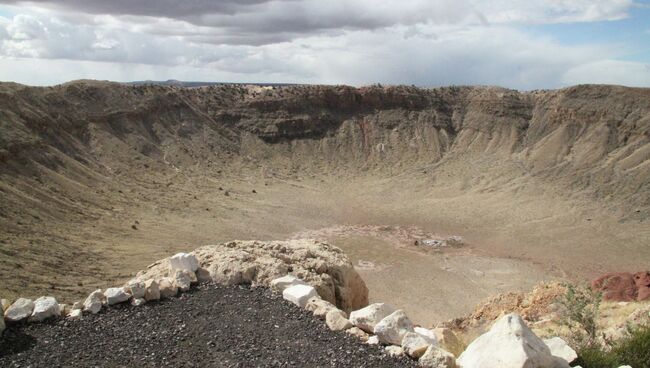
457;313;568;368
134;239;368;312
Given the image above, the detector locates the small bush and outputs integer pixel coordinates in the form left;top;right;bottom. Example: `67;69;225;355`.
573;325;650;368
557;283;601;346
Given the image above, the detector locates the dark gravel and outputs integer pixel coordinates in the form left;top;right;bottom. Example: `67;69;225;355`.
0;284;418;367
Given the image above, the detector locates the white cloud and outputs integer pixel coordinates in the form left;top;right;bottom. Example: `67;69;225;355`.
0;1;646;88
562;60;650;87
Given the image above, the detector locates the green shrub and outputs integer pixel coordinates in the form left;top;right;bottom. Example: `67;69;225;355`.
573;325;650;368
557;283;601;346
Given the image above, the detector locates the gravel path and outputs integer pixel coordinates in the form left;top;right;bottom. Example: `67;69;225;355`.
0;284;418;367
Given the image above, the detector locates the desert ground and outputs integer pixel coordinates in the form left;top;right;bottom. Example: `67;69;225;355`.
1;82;648;327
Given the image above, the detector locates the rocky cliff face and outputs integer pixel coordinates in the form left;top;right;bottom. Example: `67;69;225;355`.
2;82;648;207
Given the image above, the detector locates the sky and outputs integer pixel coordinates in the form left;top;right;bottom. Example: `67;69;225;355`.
0;0;648;89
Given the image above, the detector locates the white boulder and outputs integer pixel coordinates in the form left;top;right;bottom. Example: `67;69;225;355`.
415;326;438;345
457;313;569;368
144;279;160;301
402;332;432;358
127;280;146;299
282;284;318;308
419;345;457;368
29;296;60;322
374;309;415;345
68;309;82;320
349;303;396;333
544;337;577;364
83;290;105;314
270;275;308;291
326;309;353;331
169;252;199;272
104;287;131;305
173;270;193;292
5;298;35;322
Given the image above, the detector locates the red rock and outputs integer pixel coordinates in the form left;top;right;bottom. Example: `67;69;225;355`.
634;271;650;301
591;273;637;301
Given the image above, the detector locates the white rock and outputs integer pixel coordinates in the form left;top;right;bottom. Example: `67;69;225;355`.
144;279;160;301
173;270;194;292
1;298;11;311
305;296;337;319
5;298;35;322
415;326;438;345
349;303;396;333
544;337;578;364
127;280;146;299
83;290;105;314
367;335;380;345
131;298;146;307
270;275;308;291
68;309;82;320
326;309;353;331
58;304;69;317
104;287;131;305
457;313;569;368
419;345;457;368
169;252;199;272
374;309;415;345
402;332;432;358
159;278;178;298
385;345;405;357
29;297;60;322
282;284;318;308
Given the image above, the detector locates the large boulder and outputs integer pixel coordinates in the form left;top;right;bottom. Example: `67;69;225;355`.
83;290;105;314
29;296;60;322
419;346;457;368
349;303;396;333
105;287;131;305
457;313;569;368
282;284;318;308
5;298;35;322
134;239;368;312
374;310;415;345
169;252;199;272
544;337;577;364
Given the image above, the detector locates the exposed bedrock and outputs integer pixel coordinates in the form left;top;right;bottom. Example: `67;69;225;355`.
133;239;369;312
